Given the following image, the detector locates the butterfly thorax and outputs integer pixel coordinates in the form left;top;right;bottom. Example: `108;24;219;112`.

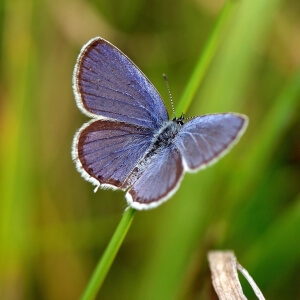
152;119;183;149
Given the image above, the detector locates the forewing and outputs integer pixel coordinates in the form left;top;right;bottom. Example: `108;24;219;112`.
175;113;248;170
126;146;184;210
73;37;169;129
72;120;153;190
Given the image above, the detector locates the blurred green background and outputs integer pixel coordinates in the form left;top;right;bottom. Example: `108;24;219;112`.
0;0;299;299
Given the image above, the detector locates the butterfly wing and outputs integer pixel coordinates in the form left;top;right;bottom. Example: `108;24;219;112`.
72;120;153;190
175;113;248;171
126;146;184;210
73;37;169;130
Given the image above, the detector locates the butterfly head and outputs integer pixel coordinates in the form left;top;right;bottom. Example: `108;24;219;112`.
172;113;185;126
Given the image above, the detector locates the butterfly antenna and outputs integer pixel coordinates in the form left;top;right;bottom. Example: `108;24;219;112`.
184;115;197;121
163;74;176;118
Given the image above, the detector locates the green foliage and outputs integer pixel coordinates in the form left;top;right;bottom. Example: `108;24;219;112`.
0;0;299;299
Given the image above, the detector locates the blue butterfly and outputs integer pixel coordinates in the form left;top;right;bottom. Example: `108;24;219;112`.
72;37;248;210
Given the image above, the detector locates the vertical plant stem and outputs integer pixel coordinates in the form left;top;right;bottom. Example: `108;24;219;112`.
176;0;236;114
81;207;136;300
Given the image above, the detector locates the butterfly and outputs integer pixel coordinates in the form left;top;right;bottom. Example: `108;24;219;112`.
72;37;248;210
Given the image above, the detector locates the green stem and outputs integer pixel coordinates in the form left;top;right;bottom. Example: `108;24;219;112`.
176;0;236;114
80;207;136;300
